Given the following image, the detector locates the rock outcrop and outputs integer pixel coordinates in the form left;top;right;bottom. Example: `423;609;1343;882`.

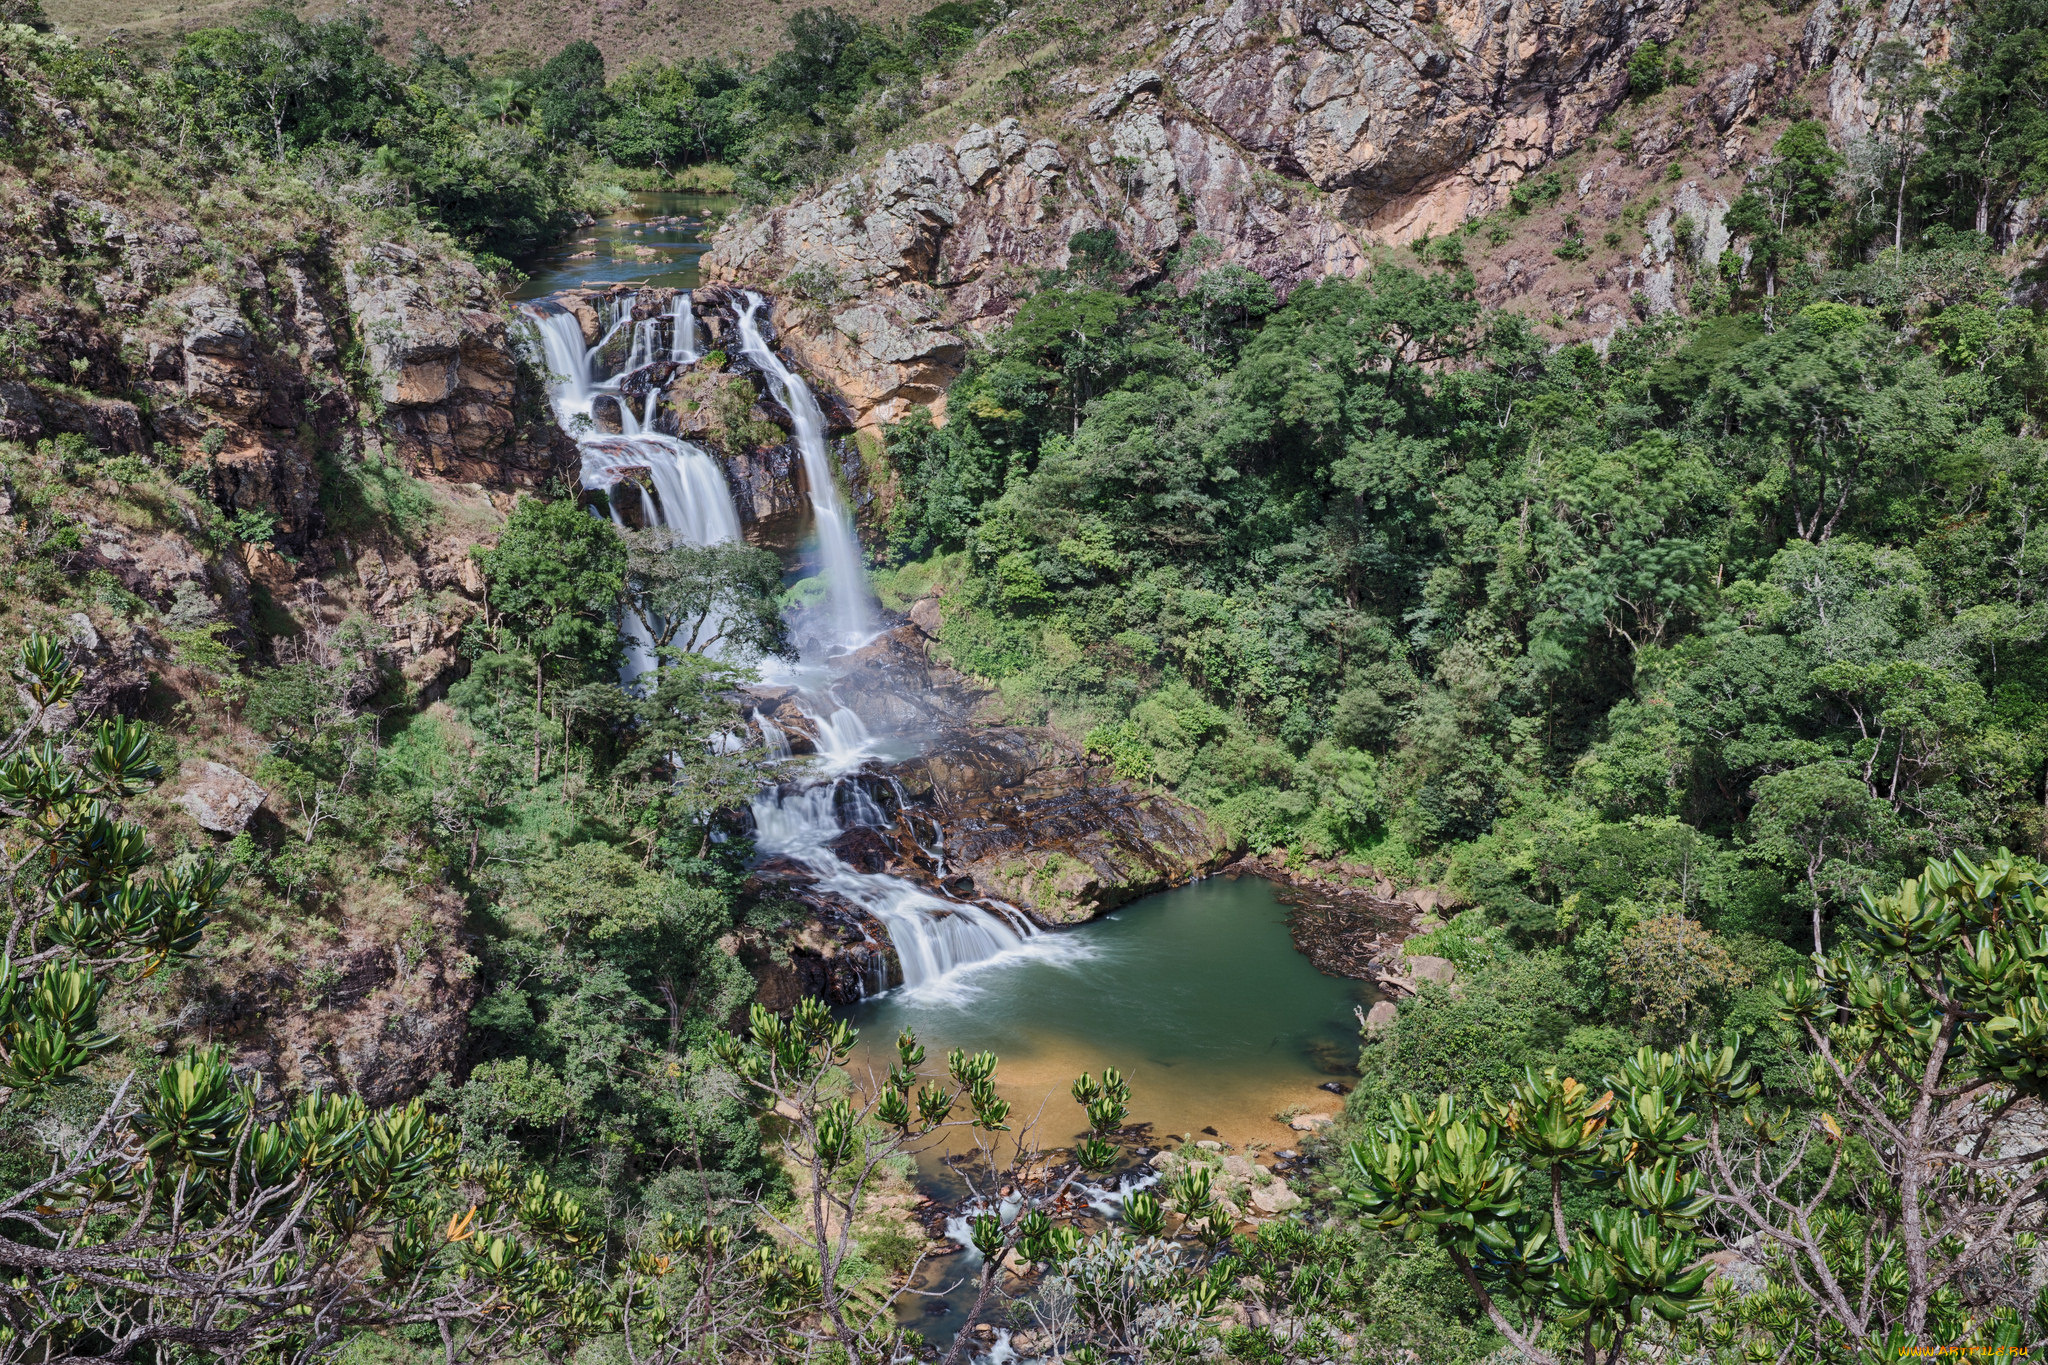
706;0;1974;411
704;94;1366;431
175;762;268;834
1161;0;1693;241
343;243;560;485
703;0;1705;428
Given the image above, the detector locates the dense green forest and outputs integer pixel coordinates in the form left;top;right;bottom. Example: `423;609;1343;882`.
877;40;2048;1104
9;0;2048;1358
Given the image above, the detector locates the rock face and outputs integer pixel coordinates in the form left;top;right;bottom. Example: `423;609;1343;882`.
343;243;563;485
175;762;268;834
705;0;1976;409
702;0;1702;428
703;94;1365;431
1162;0;1692;241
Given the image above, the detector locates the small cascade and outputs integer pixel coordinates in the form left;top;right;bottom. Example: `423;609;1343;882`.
754;710;792;761
802;697;885;776
838;779;889;830
670;291;701;363
735;291;875;651
751;782;1035;994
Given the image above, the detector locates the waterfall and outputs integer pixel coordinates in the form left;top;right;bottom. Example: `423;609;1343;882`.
670;291;701;363
522;297;745;686
734;291;874;651
755;710;792;761
750;782;1035;994
524;286;1042;996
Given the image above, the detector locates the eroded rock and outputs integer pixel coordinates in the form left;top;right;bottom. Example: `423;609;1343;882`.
343;242;555;484
176;761;267;833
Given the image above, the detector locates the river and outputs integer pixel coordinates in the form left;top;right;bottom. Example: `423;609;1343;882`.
512;190;726;301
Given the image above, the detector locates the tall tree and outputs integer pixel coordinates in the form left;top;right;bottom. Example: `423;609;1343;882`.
474;496;627;781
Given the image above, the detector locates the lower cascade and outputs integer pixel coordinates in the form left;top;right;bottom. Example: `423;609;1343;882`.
516;285;1039;994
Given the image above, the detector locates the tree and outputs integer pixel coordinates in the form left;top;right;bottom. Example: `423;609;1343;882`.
1859;40;1937;253
1749;760;1901;953
1702;851;2048;1349
1920;0;2048;240
532;40;610;145
1606;915;1750;1039
474;496;628;781
1725;121;1844;297
0;636;618;1360
624;533;793;663
1346;1056;1723;1365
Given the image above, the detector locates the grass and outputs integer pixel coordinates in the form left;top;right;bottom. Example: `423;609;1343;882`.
49;0;937;66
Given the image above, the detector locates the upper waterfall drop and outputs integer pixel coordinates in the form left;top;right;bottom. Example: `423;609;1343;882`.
518;294;745;684
733;291;875;653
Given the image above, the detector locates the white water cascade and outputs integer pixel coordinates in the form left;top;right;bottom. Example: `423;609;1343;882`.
751;776;1035;994
734;291;875;651
523;300;743;683
521;285;1039;995
670;290;701;363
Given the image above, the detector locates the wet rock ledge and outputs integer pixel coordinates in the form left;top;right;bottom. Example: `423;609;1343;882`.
738;624;1243;1003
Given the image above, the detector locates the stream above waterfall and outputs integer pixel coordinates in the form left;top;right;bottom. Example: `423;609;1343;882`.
512;191;725;301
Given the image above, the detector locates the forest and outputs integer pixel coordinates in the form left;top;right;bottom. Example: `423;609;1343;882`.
121;0;999;261
5;0;2048;1358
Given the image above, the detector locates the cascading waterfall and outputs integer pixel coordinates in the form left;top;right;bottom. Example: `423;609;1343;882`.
523;300;742;685
522;285;1042;996
734;291;875;651
750;781;1035;994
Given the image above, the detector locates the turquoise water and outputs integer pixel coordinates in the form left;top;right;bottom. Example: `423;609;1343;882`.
846;873;1370;1150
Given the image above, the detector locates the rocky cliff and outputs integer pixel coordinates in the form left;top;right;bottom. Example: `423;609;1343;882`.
705;0;1961;428
0;64;582;1104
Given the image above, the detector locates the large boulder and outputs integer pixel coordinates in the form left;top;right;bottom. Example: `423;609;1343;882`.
176;761;267;834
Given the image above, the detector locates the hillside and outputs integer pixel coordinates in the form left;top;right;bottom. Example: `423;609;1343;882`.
42;0;931;63
704;0;1982;426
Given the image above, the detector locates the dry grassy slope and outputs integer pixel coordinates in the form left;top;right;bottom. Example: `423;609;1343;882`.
44;0;931;65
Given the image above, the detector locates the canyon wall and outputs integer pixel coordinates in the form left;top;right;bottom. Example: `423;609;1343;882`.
706;0;1962;431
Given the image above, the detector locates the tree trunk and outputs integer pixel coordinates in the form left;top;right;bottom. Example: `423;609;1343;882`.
533;658;546;784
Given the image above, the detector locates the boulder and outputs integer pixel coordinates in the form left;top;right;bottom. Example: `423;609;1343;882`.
176;762;267;833
1364;999;1398;1035
907;595;944;638
1288;1112;1335;1132
1250;1178;1303;1214
1404;954;1457;987
177;285;266;417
